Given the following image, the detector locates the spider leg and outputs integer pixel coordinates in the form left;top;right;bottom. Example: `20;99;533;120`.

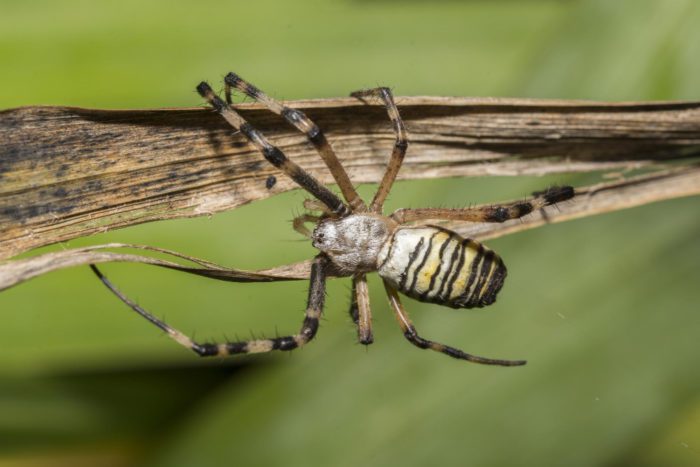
391;186;575;224
383;281;526;366
197;82;349;217
225;72;366;212
89;254;329;357
348;273;373;345
350;87;408;213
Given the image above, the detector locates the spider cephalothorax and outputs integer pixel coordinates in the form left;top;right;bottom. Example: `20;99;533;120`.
92;72;574;366
312;214;393;274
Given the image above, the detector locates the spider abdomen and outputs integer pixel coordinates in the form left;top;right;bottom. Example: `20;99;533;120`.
377;226;507;309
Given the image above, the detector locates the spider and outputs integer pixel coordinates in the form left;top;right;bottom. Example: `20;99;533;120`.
91;72;575;366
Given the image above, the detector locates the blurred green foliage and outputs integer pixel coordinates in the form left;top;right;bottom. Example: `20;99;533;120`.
1;0;699;466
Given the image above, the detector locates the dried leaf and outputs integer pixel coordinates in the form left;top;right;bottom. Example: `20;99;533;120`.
446;165;700;240
0;244;313;292
2;97;699;259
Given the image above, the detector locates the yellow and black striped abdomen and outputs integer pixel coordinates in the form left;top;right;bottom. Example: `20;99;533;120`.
377;226;507;309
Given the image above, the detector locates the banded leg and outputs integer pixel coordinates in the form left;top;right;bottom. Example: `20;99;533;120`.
350;87;408;213
383;281;526;366
391;186;575;224
89;254;328;357
348;273;373;345
197;82;349;217
225;72;366;212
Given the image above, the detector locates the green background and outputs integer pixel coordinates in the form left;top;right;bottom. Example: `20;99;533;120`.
1;0;699;466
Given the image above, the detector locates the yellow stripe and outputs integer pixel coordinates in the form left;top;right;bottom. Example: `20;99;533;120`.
402;234;431;289
413;232;451;295
478;258;499;299
448;241;479;301
432;237;461;298
463;251;485;301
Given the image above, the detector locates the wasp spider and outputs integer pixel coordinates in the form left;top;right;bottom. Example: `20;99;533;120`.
91;73;575;366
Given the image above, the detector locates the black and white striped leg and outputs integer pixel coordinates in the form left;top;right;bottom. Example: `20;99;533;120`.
90;254;329;357
197;82;350;217
350;87;408;213
224;72;366;212
391;186;575;224
383;281;526;366
348;273;373;345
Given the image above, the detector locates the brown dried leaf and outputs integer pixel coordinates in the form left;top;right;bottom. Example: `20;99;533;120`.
2;97;699;259
446;165;700;240
0;243;313;293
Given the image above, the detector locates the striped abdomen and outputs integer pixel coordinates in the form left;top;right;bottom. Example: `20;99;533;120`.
377;226;507;309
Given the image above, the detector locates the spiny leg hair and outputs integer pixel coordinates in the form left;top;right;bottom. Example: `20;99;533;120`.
350;87;408;213
391;185;575;224
197;81;350;217
225;72;366;212
384;281;526;366
90;255;328;356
